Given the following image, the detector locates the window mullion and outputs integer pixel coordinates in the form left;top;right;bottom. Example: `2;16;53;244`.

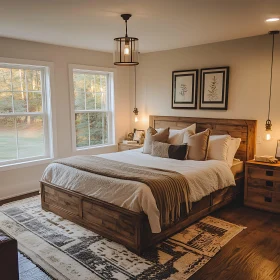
94;75;96;110
102;112;104;144
99;75;102;110
0;112;43;117
25;70;29;112
84;74;86;111
41;69;48;157
15;116;19;160
88;112;90;147
10;69;14;113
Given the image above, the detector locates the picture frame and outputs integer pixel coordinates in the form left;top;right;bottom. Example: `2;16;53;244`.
276;140;280;160
172;69;198;109
200;66;229;110
133;129;145;142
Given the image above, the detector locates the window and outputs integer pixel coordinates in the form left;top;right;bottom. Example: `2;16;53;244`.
0;63;53;166
71;67;114;150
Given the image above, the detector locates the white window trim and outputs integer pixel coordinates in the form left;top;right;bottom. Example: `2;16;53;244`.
0;57;57;171
68;64;116;152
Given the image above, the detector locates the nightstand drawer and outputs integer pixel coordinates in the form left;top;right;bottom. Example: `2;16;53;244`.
247;188;280;211
248;167;280;182
247;177;280;192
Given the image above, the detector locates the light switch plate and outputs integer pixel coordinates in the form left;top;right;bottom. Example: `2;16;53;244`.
257;135;262;144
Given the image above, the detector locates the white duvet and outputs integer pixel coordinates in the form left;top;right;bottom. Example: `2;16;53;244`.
42;149;235;233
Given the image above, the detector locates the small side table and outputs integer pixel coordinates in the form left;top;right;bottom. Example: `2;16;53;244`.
244;160;280;213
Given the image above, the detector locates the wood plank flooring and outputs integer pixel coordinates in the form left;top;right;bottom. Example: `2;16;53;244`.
190;203;280;280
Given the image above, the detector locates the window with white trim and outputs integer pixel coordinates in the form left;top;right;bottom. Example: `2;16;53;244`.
0;63;52;166
71;68;114;149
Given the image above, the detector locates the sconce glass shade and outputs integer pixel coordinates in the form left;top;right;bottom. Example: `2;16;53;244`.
133;107;139;123
263;130;274;141
114;37;139;66
263;119;274;141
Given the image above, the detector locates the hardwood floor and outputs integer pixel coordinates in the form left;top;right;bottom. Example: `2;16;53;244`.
0;191;39;206
190;203;280;280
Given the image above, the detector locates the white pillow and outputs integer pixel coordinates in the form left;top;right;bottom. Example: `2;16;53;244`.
208;135;231;162
208;135;241;167
227;138;241;167
157;124;196;145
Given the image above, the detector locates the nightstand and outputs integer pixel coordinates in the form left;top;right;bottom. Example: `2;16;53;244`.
118;143;143;151
244;160;280;213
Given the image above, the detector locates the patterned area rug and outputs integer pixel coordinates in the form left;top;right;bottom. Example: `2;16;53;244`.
0;196;245;280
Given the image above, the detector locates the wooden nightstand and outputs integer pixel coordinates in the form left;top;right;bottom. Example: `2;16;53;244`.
244;160;280;213
118;143;143;151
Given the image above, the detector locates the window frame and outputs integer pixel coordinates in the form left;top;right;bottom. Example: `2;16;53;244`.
0;57;56;170
68;64;115;152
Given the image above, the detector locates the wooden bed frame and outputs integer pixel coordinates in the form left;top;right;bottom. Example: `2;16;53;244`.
41;116;257;254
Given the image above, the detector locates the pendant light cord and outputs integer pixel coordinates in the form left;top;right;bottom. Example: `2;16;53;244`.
125;20;128;37
268;33;275;120
135;65;137;108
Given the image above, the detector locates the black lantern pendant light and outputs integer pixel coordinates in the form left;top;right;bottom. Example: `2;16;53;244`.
114;14;139;66
263;30;279;141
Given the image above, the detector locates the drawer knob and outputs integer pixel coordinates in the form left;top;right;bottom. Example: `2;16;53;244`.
264;196;272;203
266;170;274;177
266;181;274;187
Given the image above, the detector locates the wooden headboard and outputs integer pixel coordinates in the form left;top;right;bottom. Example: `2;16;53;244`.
149;116;257;162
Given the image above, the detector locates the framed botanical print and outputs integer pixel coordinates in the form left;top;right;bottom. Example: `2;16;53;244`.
172;69;198;109
200;67;229;110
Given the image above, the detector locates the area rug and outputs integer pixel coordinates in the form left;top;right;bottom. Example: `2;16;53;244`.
0;196;245;280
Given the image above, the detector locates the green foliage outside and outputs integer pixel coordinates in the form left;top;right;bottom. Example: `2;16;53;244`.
0;68;110;163
73;72;109;147
0;67;44;162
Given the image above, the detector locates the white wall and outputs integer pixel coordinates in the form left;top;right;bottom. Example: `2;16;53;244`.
0;37;131;200
131;35;280;156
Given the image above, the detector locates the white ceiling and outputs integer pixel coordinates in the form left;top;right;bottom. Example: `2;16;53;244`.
0;0;280;53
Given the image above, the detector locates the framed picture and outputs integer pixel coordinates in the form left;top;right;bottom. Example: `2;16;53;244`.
172;69;198;109
276;140;280;160
133;129;145;142
200;67;229;110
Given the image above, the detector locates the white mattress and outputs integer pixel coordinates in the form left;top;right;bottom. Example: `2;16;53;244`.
231;159;244;177
42;149;236;233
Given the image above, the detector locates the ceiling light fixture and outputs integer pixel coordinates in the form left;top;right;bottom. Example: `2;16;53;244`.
266;18;280;22
114;14;139;66
263;30;279;141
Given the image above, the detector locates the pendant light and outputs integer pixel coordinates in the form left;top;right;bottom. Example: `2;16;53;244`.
133;65;139;122
114;14;139;66
263;30;279;141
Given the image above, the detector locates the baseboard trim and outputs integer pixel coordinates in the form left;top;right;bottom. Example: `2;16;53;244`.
0;190;40;206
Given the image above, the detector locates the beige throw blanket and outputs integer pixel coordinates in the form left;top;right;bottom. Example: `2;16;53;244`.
55;156;190;227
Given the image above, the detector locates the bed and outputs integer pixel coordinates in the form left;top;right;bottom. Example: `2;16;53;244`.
40;116;256;254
